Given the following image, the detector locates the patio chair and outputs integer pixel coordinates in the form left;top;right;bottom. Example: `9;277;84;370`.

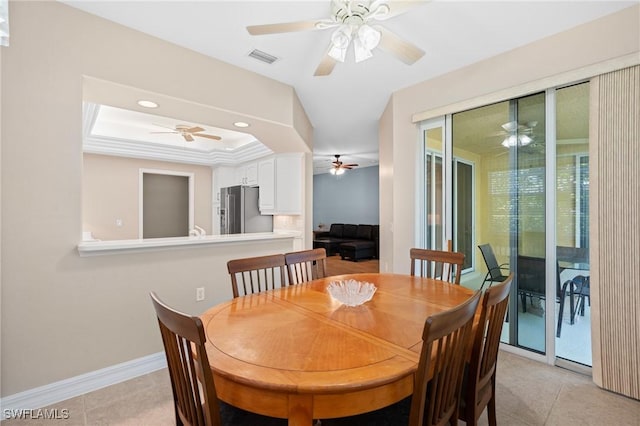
517;256;582;338
478;244;510;291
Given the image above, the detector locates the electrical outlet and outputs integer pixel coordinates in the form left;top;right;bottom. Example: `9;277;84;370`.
196;287;205;301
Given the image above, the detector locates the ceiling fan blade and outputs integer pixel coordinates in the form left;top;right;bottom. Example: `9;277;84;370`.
344;163;359;167
314;52;338;77
193;133;222;141
376;26;425;65
372;0;428;21
152;123;178;130
183;134;194;142
247;20;320;36
185;126;205;133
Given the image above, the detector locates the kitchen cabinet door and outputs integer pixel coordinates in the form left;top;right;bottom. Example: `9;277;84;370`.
236;162;258;186
258;158;275;211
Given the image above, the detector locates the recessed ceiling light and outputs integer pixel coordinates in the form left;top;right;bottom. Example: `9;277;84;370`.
234;121;250;128
137;100;158;108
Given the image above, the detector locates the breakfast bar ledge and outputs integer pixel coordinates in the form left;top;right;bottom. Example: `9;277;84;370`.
77;231;301;257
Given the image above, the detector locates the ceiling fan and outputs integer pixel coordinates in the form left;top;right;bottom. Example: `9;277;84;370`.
330;154;359;175
150;124;222;142
494;121;538;148
247;0;426;76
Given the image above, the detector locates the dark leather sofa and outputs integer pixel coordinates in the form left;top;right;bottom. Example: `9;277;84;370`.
313;223;379;261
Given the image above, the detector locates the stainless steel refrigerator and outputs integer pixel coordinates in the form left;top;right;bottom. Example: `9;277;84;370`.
220;185;273;234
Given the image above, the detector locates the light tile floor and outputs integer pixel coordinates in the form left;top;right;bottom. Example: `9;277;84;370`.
2;351;639;425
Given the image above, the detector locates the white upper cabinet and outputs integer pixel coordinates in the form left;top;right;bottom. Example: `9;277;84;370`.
258;158;275;211
236;162;258;186
259;153;303;215
214;153;303;216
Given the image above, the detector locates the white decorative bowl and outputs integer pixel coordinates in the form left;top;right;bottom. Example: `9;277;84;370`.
327;279;377;307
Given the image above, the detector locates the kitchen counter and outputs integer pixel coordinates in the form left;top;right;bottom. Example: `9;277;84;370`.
77;231;301;257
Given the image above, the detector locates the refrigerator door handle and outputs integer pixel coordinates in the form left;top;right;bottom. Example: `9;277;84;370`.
225;194;230;234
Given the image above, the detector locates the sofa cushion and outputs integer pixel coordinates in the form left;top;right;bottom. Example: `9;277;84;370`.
342;224;358;239
356;224;372;240
329;223;344;238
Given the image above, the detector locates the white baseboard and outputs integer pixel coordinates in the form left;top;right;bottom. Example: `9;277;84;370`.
0;352;166;412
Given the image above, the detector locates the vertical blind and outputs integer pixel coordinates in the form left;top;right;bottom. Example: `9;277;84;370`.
591;65;640;400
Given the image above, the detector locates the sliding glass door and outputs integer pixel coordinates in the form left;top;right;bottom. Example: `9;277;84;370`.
423;82;591;367
555;82;591;366
450;93;547;353
421;118;475;269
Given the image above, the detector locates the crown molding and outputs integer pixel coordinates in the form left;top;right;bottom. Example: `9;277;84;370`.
83;136;272;166
82;102;272;166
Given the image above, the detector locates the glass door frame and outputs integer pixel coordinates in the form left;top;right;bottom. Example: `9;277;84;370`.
416;116;448;250
418;87;591;369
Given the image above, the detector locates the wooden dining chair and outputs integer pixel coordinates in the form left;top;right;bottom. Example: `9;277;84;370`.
459;274;513;426
410;248;465;284
150;292;287;426
227;254;287;298
410;290;481;426
284;248;328;284
445;239;453;251
150;291;222;426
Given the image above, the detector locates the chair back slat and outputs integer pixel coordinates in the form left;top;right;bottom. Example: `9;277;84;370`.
410;248;464;284
460;274;512;425
150;292;221;426
410;291;481;426
284;248;328;284
227;254;287;298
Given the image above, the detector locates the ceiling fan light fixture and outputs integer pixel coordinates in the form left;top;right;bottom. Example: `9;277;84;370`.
330;167;346;175
328;25;352;62
357;24;381;50
519;134;533;146
353;38;373;63
502;134;533;148
328;44;348;62
501;135;517;148
331;25;352;49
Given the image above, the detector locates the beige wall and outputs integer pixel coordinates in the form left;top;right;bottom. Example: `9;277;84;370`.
381;5;640;274
378;98;394;273
83;154;213;240
1;1;311;396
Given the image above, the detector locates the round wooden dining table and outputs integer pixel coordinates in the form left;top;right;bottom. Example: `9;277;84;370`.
200;273;475;426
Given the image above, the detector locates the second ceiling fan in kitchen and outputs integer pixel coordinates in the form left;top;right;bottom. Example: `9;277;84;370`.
330;154;358;175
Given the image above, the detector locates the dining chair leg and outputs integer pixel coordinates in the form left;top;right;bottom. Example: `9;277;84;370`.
487;377;497;426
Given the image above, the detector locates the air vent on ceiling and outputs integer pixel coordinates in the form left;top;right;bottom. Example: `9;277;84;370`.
248;49;279;64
